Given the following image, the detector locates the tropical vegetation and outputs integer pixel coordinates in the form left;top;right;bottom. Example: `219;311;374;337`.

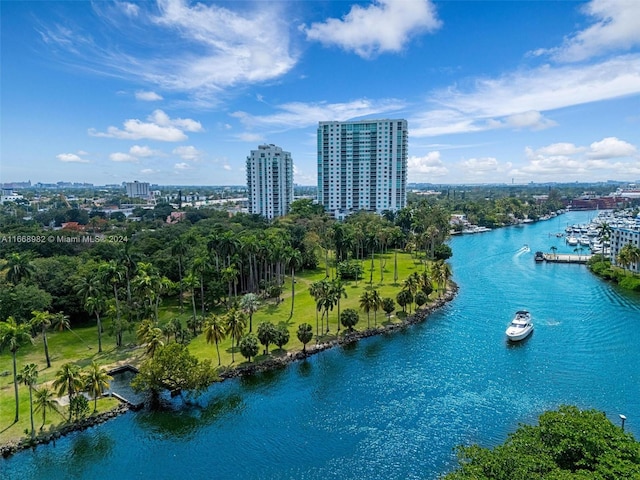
443;405;640;479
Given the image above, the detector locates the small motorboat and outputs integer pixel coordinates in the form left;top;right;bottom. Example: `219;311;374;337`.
534;251;545;262
506;310;533;342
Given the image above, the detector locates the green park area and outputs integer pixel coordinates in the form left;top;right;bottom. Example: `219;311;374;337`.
1;250;450;446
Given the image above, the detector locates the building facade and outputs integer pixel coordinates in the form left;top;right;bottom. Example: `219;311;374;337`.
246;144;294;220
125;181;150;199
610;226;640;273
317;119;407;218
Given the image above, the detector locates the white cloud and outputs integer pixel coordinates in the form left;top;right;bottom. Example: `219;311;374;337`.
40;0;297;101
537;143;586;156
434;56;640;118
223;164;232;171
407;152;448;180
150;0;296;92
535;0;640;62
56;153;89;163
109;152;138;163
140;168;156;174
135;90;163;101
461;157;504;173
236;132;265;143
89;110;202;142
232;98;406;131
503;111;557;130
129;145;157;157
117;2;140;17
293;164;315;185
517;137;640;180
302;0;441;58
412;55;640;137
174;162;190;170
173;145;202;161
588;137;637;159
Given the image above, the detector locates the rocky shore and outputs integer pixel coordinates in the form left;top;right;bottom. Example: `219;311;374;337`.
221;284;458;379
1;403;130;459
1;284;457;458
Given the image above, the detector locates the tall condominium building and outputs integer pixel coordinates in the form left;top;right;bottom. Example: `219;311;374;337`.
246;144;294;220
125;181;150;199
317;119;408;218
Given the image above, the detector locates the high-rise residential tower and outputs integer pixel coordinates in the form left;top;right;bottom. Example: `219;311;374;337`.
125;180;150;199
317;119;407;218
246;144;294;220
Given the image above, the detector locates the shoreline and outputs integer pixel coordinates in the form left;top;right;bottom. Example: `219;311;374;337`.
0;284;457;458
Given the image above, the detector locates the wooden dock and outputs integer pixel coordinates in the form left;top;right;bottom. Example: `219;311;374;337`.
542;253;591;264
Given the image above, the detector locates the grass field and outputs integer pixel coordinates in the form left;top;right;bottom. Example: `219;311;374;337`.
1;250;446;445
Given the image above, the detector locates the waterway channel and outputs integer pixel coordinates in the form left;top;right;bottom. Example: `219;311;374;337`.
3;210;639;479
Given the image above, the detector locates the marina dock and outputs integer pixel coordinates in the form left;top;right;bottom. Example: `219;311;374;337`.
542;253;591;264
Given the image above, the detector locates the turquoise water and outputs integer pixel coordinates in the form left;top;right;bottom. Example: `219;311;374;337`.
3;210;640;479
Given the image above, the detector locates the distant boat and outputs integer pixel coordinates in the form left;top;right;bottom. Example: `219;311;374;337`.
506;311;534;342
534;251;545;262
566;236;578;246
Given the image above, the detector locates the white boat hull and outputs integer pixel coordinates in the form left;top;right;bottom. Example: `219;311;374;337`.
506;326;533;341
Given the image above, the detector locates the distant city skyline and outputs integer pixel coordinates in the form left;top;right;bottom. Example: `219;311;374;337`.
1;0;639;186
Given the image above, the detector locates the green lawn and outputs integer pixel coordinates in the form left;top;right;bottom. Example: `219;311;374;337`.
1;250;447;445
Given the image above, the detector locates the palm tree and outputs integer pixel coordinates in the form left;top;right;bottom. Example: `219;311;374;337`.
221;265;239;306
317;280;336;333
53;363;83;420
204;314;226;365
371;290;381;326
240;293;260;333
191;252;211;317
51;312;92;350
34;387;62;429
225;309;247;363
85;361;112;413
31;310;54;368
0;316;34;422
402;272;420;312
597;221;612;259
171;237;190;312
309;280;323;338
76;273;106;352
550;245;558;259
331;279;348;333
359;291;374;328
4;252;35;284
132;262;159;321
99;260;124;324
396;289;413;313
183;273;200;328
284;247;303;320
432;260;451;297
137;320;164;357
296;323;313;353
84;295;106;353
17;363;39;439
617;243;640;273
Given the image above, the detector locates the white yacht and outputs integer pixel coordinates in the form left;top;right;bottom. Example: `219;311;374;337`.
505;311;534;342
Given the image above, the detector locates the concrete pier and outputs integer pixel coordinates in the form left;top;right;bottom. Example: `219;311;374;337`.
542;253;591;264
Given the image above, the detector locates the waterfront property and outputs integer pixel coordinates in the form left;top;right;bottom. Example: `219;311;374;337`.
317;119;407;219
3;210;639;480
246;144;294;220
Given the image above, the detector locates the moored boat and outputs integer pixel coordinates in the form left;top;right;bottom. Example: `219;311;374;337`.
505;310;534;341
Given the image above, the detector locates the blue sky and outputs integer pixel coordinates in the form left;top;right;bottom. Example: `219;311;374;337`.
1;0;639;186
